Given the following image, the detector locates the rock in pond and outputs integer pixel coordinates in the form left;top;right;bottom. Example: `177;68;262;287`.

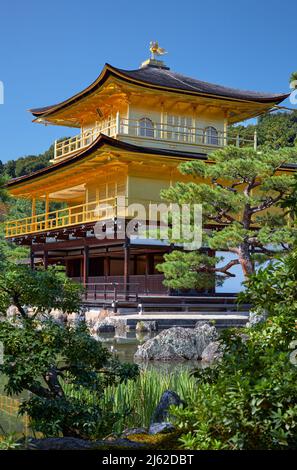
136;320;158;333
201;340;224;364
151;390;184;423
92;316;132;335
93;317;116;333
134;323;218;361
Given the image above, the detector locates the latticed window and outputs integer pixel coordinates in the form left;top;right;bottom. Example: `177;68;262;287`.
204;126;219;145
139;117;154;138
166;115;192;141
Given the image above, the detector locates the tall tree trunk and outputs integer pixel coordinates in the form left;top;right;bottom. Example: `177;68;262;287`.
238;243;254;277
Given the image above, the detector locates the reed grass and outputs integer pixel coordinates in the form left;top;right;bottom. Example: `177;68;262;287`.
63;368;197;434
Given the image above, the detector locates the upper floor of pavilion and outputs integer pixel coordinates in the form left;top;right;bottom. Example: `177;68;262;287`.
29;50;289;162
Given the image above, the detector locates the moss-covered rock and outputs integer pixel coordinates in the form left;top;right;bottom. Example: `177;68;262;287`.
127;431;182;450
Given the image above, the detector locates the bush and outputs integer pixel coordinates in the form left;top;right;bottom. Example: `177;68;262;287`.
0;265;139;439
171;251;297;450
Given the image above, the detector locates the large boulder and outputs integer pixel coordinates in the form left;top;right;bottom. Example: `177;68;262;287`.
134;323;218;361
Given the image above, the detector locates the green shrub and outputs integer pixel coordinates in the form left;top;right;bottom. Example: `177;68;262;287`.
171;251;297;450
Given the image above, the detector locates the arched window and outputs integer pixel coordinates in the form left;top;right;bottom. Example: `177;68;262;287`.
139;117;154;138
204;126;218;145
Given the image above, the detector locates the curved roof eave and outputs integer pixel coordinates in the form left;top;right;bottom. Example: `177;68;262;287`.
29;63;289;118
6;134;208;189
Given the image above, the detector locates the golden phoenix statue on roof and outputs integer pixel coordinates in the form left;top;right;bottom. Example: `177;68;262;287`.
149;41;167;59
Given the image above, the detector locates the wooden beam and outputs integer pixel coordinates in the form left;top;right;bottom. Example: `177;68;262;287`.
43;250;48;270
31;197;36;217
82;245;89;287
146;253;154;275
104;249;110;276
30;247;35;270
123;238;130;300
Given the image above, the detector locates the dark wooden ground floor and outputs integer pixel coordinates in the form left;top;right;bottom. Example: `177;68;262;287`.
29;237;215;300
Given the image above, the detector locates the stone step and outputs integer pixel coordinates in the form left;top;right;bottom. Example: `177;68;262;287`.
136;311;249;316
124;316;248;329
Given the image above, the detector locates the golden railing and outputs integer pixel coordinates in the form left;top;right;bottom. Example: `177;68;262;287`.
5;197;119;238
54;113;257;161
54;119;117;160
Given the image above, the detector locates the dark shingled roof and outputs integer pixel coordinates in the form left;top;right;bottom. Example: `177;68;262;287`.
30;63;289;117
114;65;289;103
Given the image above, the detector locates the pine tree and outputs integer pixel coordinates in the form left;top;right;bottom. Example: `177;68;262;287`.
157;146;297;290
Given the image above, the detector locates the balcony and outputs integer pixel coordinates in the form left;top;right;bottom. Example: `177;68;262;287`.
54;113;258;161
5;197;119;238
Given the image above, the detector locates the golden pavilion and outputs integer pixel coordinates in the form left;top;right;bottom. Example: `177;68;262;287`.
5;46;289;302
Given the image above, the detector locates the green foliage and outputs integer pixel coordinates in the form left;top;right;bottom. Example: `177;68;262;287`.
240;249;297;319
0;264;82;317
0;265;138;439
1;145;54;179
159;251;221;290
290;71;297;88
172;251;297;450
58;367;196;437
228;111;297;150
158;146;297;289
97;369;196;434
0;433;22;450
20;391;117;440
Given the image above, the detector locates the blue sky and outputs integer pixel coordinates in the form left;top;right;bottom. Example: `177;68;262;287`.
0;0;296;163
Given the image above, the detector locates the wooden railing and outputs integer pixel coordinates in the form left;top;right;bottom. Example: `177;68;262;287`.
5;197;118;238
54;113;257;161
55;119;117;159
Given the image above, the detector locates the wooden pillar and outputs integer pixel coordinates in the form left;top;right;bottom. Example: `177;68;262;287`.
104;253;110;278
123;238;130;299
43;250;48;270
83;245;89;287
45;194;49;229
30;247;34;270
254;129;258;151
31;197;36;231
145;253;154;275
223;116;228;147
45;194;50;214
65;259;69;277
31;197;36;217
133;255;137;275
